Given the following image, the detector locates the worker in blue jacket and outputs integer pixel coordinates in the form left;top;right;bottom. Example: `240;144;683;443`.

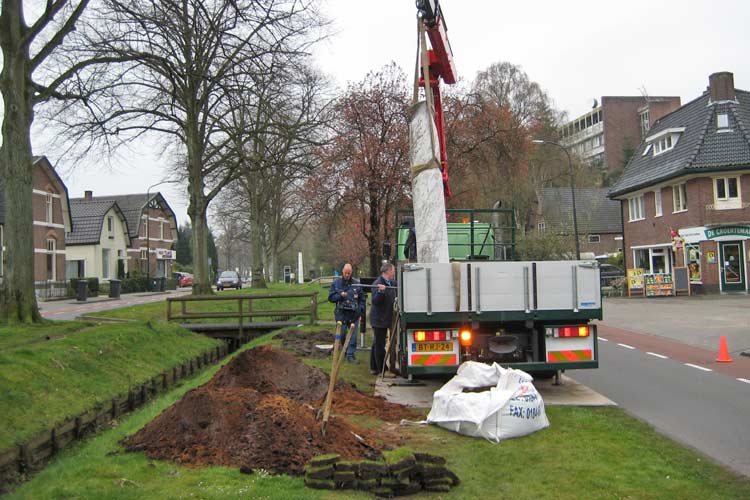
369;262;397;374
328;263;366;363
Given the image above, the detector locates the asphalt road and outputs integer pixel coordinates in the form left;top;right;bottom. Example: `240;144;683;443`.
39;289;192;320
570;333;750;477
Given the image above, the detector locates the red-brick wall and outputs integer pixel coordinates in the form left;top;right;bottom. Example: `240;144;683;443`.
32;163;67;282
621;173;750;291
126;205;176;278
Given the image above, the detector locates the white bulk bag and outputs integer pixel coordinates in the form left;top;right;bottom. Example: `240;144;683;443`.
426;361;549;442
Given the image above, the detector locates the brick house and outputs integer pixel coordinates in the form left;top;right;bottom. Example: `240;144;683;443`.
609;72;750;293
0;156;72;286
560;95;681;173
65;199;131;281
534;187;623;256
77;192;177;278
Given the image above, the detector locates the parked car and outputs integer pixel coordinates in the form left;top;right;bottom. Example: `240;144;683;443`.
179;273;194;287
600;264;625;286
216;270;242;291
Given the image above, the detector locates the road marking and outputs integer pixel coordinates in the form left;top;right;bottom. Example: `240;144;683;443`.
646;352;669;359
617;343;635;350
599;337;608;342
738;378;750;385
685;363;712;372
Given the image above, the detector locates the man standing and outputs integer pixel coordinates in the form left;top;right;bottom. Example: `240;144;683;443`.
328;263;365;363
369;262;397;375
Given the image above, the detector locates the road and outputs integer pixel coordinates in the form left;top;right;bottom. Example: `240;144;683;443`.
39;289;192;320
571;322;750;477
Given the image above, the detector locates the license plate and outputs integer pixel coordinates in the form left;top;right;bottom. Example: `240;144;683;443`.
415;342;453;352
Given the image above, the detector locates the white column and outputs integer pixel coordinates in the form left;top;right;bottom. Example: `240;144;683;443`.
408;100;450;263
297;251;304;284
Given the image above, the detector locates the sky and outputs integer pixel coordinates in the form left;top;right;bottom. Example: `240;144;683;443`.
52;0;750;226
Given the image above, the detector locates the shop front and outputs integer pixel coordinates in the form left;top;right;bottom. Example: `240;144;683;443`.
678;225;749;293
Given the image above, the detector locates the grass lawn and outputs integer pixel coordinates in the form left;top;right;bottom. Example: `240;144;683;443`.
0;320;219;450
6;326;750;499
97;283;336;323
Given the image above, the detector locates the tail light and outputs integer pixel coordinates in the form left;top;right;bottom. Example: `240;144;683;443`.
546;326;590;338
459;329;472;346
413;330;448;342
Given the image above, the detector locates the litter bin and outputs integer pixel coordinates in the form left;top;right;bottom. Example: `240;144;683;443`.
76;279;88;302
150;278;158;292
109;279;121;299
158;277;166;292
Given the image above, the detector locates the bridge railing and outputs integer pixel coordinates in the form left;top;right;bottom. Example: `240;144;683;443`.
166;292;319;335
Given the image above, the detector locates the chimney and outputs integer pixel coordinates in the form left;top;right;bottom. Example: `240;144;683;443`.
84;190;93;200
708;72;735;102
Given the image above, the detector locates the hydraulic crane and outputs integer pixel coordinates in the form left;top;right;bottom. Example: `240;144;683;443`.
415;0;457;198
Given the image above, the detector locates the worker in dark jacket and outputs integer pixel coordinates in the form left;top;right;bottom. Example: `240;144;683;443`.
328;263;365;363
369;262;397;374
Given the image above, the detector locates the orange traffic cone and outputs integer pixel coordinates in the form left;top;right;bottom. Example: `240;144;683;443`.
716;336;733;363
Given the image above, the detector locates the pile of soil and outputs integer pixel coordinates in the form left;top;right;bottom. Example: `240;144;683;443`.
275;329;336;358
123;345;419;475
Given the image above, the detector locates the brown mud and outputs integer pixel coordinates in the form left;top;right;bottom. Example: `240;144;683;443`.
123;344;419;475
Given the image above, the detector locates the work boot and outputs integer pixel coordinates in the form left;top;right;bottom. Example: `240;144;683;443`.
346;357;359;364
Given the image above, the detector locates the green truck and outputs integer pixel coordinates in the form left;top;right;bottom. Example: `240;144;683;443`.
392;208;601;379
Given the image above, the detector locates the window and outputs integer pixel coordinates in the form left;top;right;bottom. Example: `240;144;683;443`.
717;113;729;129
160;221;165;240
642;143;652;156
141;215;148;238
588;234;601;244
654;189;663;216
628;195;645;221
46;238;56;280
651;248;669;274
107;216;114;238
46;193;53;223
537;220;546;231
140;249;148;273
102;249;110;279
66;260;85;279
714;176;741;209
672;184;687;212
633;249;649;270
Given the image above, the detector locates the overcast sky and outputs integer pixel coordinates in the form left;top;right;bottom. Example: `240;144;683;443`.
54;0;750;226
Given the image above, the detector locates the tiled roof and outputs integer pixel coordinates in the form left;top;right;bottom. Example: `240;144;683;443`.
65;199;129;245
609;89;750;197
81;193;175;240
539;187;622;234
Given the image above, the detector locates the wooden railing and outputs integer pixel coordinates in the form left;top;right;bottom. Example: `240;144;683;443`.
166;292;319;335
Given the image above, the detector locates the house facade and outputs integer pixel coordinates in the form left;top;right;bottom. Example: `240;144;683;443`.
534;187;623;257
560;95;681;173
609;72;750;293
0;156;72;285
80;191;177;278
65;199;131;281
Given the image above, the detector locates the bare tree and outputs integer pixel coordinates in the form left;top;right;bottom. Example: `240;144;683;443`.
0;0;131;323
312;63;411;275
62;0;326;294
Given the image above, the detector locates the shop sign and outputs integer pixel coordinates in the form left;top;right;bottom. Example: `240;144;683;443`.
704;226;750;240
155;248;176;260
678;226;707;244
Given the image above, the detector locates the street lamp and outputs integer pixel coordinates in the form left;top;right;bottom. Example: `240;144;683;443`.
532;139;581;259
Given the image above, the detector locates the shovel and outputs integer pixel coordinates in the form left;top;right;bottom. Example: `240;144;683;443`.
320;321;357;436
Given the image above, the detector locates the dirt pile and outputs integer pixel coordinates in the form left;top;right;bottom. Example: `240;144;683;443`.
275;329;336;358
123;345;418;475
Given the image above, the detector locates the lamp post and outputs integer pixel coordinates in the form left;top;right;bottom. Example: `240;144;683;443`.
532;139;581;259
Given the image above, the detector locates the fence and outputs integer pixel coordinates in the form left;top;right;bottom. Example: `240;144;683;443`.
166;292;319;336
34;281;70;301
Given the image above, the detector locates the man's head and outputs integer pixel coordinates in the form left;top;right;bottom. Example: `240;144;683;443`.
380;262;395;280
342;263;353;279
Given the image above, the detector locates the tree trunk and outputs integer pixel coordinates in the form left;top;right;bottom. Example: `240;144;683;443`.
0;2;43;323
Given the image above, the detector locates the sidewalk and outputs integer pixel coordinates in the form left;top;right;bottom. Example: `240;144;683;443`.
599;295;750;355
39;288;192;320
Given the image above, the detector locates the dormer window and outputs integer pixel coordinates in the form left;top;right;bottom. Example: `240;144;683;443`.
645;127;685;156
